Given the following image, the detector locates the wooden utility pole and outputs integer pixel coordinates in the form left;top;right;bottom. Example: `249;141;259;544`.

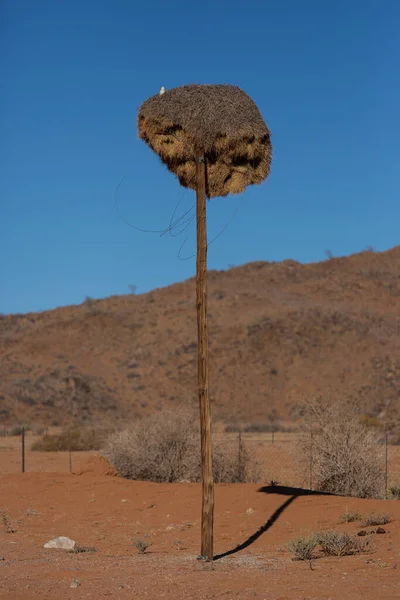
196;153;214;561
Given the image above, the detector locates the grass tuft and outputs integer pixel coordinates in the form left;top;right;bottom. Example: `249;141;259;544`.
340;510;362;523
132;536;151;554
288;533;318;561
0;511;15;533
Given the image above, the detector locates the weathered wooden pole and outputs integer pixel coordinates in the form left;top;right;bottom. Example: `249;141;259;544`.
137;83;272;562
196;153;214;561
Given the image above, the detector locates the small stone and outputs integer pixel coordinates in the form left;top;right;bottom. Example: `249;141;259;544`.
70;577;80;588
376;527;386;534
246;508;254;515
357;530;367;536
44;536;76;550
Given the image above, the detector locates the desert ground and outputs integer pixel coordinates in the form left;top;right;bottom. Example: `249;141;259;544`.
1;435;399;600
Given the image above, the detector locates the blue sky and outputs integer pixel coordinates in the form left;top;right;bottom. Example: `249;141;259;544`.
1;0;399;314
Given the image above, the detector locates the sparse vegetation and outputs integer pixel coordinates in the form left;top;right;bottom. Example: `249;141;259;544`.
1;249;399;431
128;284;137;295
224;424;241;433
132;536;151;554
388;485;400;500
318;530;371;556
289;529;372;560
359;415;383;430
243;422;281;433
103;407;261;484
7;425;25;436
298;397;385;498
31;427;111;452
30;424;47;436
288;533;318;561
1;511;15;533
340;510;362;523
173;539;186;551
68;545;97;554
390;432;400;445
361;513;392;527
267;479;280;487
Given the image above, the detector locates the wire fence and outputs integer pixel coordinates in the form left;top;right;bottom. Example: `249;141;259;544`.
217;432;400;495
1;428;400;498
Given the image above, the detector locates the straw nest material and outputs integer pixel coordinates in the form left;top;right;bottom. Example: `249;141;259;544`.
137;84;272;198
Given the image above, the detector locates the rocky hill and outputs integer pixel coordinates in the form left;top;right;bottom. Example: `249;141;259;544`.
1;247;399;430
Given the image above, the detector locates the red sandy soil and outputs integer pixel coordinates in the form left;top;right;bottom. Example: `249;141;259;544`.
1;457;399;600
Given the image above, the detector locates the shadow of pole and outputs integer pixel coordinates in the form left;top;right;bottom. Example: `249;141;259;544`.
214;494;297;560
214;485;333;561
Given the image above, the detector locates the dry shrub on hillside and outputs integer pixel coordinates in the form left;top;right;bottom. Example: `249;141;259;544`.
298;397;384;498
102;407;260;483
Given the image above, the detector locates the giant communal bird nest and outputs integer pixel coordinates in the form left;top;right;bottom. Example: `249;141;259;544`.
138;84;272;198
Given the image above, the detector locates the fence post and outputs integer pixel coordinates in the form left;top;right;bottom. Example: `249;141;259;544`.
309;431;313;491
68;428;72;473
237;431;243;482
21;425;25;473
385;431;388;499
272;430;275;444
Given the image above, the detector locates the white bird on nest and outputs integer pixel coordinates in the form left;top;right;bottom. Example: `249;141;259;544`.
159;86;165;95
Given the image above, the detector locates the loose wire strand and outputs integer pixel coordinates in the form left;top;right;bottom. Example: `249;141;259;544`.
114;172;196;237
177;189;246;261
115;130;244;257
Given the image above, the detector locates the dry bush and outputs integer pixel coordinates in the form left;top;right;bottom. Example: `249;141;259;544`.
102;407;260;483
318;530;371;556
6;425;25;436
243;422;281;433
31;428;111;452
288;533;318;560
340;510;362;523
298;397;385;498
213;437;261;483
224;424;241;433
132;536;151;554
390;432;400;445
0;511;15;533
361;513;392;526
29;424;46;436
388;485;400;500
358;415;383;430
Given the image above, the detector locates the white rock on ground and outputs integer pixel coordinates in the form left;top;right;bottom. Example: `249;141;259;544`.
43;536;76;550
